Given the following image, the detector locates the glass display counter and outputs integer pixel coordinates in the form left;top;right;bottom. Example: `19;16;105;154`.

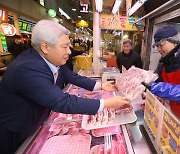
16;70;156;154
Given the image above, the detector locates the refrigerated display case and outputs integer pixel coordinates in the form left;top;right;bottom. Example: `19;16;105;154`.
16;69;157;154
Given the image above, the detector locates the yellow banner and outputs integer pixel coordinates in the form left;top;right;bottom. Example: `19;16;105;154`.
100;12;144;31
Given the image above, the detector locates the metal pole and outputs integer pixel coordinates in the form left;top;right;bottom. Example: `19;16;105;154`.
93;0;101;74
134;0;179;24
121;30;124;52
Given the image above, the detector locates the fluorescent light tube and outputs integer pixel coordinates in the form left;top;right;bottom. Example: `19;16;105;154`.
112;0;122;14
95;0;103;12
59;7;71;19
128;0;147;16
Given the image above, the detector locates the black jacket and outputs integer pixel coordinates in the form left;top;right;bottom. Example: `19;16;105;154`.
8;42;26;58
116;50;142;72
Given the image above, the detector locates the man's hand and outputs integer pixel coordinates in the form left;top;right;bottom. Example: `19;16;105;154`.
100;81;118;92
104;96;130;108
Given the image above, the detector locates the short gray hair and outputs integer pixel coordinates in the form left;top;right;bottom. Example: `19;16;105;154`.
31;20;70;50
123;39;133;46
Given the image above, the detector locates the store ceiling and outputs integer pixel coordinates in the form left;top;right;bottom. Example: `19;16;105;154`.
58;0;126;30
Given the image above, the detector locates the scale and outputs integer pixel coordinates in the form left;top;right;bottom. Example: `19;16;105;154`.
101;67;120;83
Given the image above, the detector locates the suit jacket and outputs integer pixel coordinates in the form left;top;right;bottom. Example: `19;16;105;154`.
0;48;100;134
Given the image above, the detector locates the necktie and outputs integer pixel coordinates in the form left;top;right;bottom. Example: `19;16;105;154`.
54;71;58;84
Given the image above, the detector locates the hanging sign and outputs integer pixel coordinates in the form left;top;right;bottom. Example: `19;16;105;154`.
0;32;8;52
100;11;144;31
0;23;16;36
18;20;35;33
8;16;35;33
0;8;8;23
80;4;88;13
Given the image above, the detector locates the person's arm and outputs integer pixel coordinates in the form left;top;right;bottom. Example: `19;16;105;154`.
13;63;100;115
62;65;97;91
60;66;129;112
151;82;180;102
63;66;117;92
142;82;180;102
13;63;129;115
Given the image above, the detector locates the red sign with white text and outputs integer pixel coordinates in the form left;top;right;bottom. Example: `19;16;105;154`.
0;23;16;36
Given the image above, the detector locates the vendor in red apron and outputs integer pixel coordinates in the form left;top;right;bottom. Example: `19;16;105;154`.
149;25;180;118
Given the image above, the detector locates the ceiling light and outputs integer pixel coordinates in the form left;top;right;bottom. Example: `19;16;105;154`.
87;28;92;31
72;8;76;11
112;0;121;14
95;0;103;12
48;9;56;17
123;34;128;39
78;16;82;18
59;19;63;23
128;0;148;16
59;7;71;20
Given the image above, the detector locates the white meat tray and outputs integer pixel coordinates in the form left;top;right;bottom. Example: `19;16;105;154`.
81;111;137;130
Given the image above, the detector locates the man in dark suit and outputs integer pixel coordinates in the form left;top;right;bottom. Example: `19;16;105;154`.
0;20;129;153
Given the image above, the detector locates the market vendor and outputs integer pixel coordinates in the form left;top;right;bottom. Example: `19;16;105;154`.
144;25;180;117
0;20;130;154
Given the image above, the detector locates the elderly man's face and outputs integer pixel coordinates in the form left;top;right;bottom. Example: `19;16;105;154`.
123;42;132;54
156;40;177;57
45;34;71;66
